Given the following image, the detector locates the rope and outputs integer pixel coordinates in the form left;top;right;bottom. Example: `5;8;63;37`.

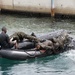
24;49;38;57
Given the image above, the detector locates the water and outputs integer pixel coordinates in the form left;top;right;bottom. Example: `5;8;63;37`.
0;13;75;75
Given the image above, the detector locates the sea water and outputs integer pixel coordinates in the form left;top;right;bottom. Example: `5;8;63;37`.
0;13;75;75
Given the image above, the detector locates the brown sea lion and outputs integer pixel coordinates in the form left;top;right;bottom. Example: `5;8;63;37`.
10;32;40;43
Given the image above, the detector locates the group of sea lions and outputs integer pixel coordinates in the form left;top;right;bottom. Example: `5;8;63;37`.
35;31;72;54
9;30;74;54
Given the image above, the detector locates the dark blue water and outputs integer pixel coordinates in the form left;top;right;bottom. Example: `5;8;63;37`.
0;13;75;75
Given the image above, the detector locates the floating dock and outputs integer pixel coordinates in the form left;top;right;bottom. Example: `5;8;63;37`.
0;0;75;16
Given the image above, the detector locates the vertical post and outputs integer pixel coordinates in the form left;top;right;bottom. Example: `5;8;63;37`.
51;0;55;17
12;0;14;9
0;7;1;14
0;1;2;12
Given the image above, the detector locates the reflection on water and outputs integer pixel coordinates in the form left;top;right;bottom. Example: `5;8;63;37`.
0;13;75;75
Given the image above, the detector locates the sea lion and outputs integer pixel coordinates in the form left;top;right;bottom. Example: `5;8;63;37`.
10;32;40;43
52;31;70;52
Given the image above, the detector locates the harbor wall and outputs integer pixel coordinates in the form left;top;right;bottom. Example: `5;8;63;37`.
0;0;75;15
55;0;75;15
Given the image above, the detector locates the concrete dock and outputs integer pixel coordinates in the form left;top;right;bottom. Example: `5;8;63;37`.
0;0;75;16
